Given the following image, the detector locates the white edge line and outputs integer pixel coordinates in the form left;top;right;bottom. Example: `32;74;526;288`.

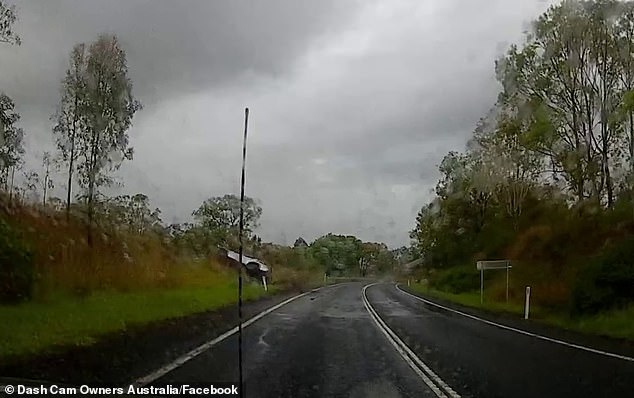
362;284;449;398
395;284;634;363
134;283;342;386
362;283;460;398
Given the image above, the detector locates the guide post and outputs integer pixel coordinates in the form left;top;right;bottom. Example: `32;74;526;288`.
525;286;531;319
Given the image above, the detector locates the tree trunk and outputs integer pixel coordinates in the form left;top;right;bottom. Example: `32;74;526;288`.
2;168;7;191
8;166;15;203
66;158;73;220
42;168;48;206
601;97;612;207
87;166;94;247
87;130;99;248
571;88;584;199
66;96;78;221
605;160;613;207
629;111;634;219
630;111;634;175
599;34;613;207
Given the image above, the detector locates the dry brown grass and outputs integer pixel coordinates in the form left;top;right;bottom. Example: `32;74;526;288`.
270;265;321;291
0;193;322;302
502;215;634;309
0;197;229;299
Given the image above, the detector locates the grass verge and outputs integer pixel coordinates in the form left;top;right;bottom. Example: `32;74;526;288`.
408;283;634;341
0;280;276;359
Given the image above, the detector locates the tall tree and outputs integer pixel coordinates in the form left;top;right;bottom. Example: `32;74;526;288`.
475;113;542;229
41;151;53;205
0;1;20;45
616;2;634;177
93;193;163;234
586;0;622;206
0;1;22;195
495;0;634;206
0;94;23;192
20;169;39;204
359;242;395;276
193;194;262;248
53;43;87;219
75;35;141;243
309;234;364;276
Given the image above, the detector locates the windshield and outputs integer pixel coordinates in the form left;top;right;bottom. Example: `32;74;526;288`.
1;1;634;398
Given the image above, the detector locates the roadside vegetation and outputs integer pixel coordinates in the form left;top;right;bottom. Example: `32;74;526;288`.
0;275;270;358
408;0;634;340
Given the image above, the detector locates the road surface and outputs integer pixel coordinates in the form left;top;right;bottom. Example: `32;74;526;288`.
140;282;634;398
366;283;634;398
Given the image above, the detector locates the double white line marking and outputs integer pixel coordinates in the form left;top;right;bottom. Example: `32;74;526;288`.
362;283;460;398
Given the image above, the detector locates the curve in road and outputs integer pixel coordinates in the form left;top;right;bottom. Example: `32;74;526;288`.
145;282;436;398
365;283;634;398
134;282;634;398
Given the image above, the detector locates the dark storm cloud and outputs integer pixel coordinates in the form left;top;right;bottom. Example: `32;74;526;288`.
1;0;557;247
3;0;357;109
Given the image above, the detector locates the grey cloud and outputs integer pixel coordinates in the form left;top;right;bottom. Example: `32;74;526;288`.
4;0;358;108
2;0;557;247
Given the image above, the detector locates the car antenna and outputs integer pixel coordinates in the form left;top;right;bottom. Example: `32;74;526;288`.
237;107;249;398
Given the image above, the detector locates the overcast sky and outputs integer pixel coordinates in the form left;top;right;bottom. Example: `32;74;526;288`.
1;0;555;247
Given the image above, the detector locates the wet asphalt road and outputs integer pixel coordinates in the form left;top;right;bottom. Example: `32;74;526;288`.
150;282;634;398
152;283;435;398
366;283;634;398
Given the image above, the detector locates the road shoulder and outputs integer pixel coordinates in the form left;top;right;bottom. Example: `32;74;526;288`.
398;284;634;360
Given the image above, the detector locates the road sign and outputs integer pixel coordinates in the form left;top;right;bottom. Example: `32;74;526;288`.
477;260;511;270
476;260;512;304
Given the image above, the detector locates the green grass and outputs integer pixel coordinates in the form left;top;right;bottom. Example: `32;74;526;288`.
410;285;527;315
546;306;634;340
408;283;634;341
0;281;276;359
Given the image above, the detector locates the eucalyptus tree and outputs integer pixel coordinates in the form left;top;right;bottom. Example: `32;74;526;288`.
0;1;22;196
53;43;87;218
74;35;141;243
0;1;20;45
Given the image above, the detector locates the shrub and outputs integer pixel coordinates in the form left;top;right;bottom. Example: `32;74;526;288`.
271;265;320;292
431;265;480;294
0;218;34;303
572;236;634;315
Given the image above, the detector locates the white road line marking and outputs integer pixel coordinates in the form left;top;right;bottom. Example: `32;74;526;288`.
134;284;342;386
362;283;460;398
395;284;634;363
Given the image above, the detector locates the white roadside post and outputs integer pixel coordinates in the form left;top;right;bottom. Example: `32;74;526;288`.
525;286;531;319
262;276;268;292
506;261;510;303
407;279;411;287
